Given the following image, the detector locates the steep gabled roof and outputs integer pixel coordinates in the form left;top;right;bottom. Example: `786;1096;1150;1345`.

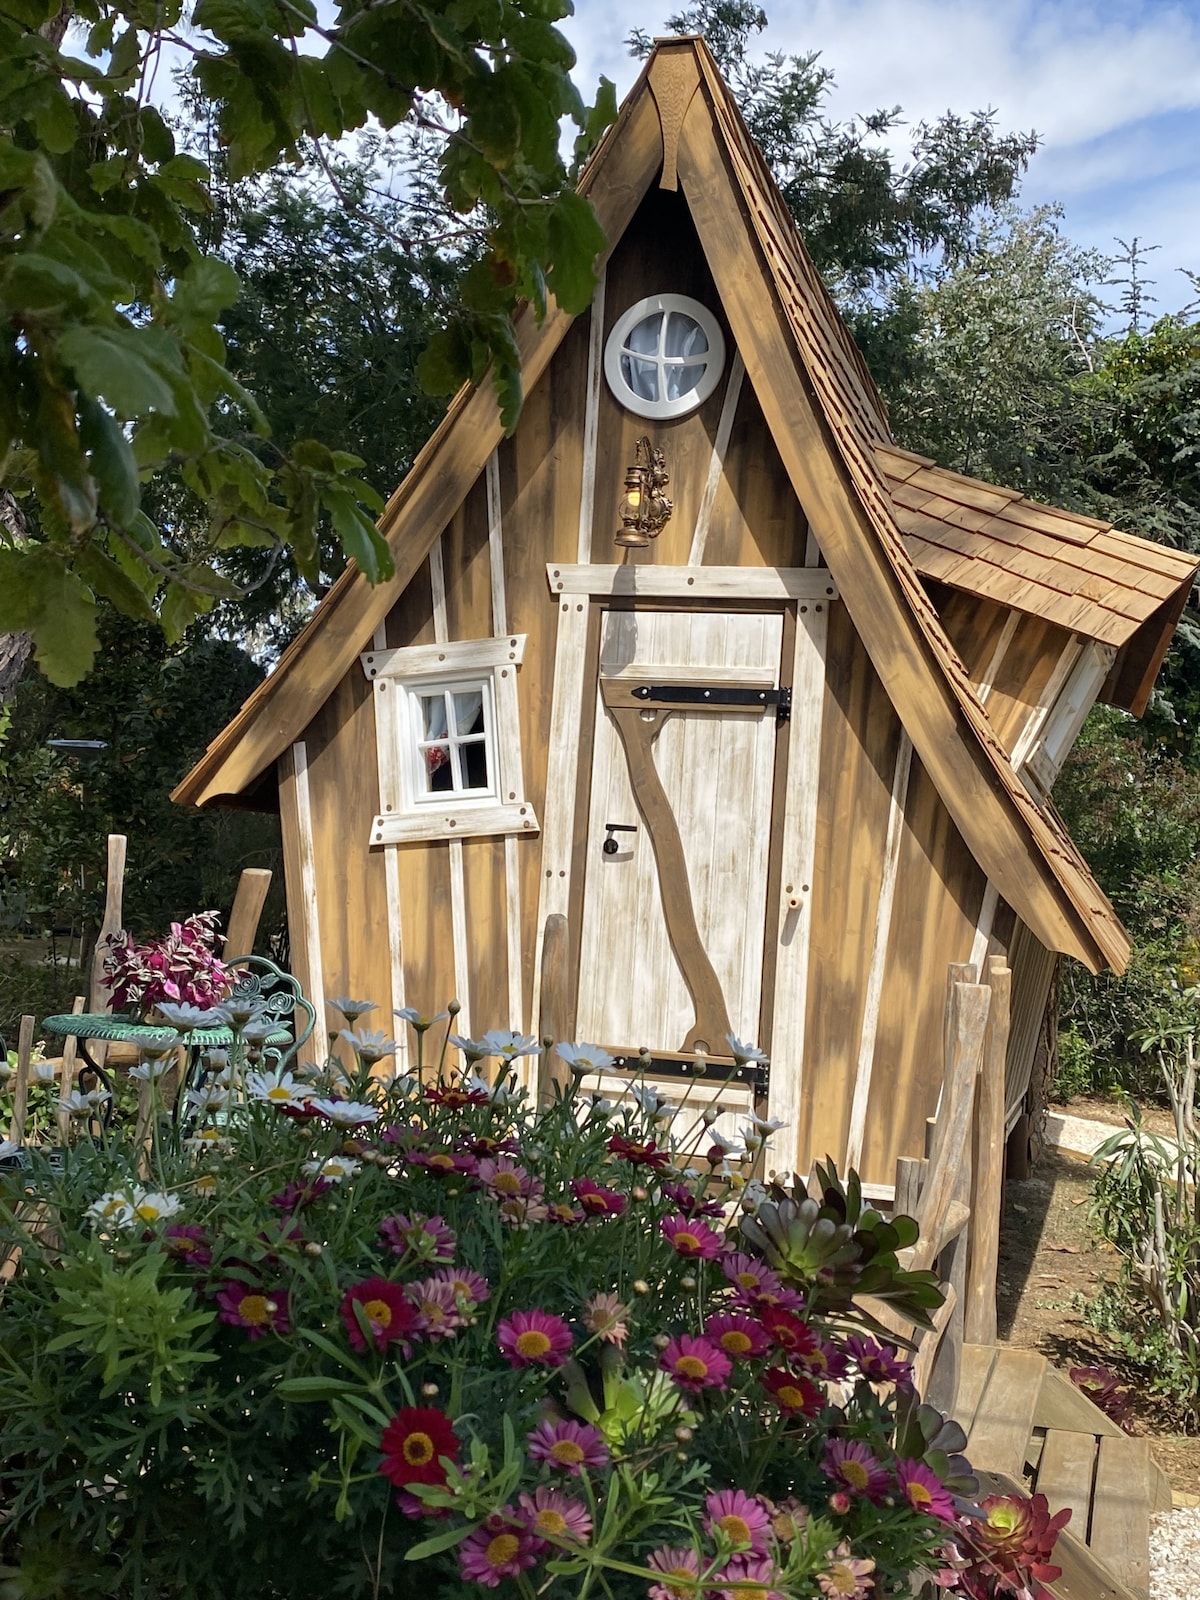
880;445;1197;715
174;37;1193;973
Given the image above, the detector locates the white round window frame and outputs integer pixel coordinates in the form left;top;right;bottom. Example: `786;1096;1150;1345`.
603;293;727;421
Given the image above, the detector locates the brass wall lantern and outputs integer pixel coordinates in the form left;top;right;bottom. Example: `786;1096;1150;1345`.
615;436;673;549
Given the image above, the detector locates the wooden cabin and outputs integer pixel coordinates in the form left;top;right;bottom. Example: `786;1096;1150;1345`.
174;38;1198;1190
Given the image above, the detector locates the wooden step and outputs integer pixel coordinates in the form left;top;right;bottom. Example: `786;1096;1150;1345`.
962;1345;1047;1478
975;1468;1143;1600
1090;1435;1151;1598
1035;1366;1172;1513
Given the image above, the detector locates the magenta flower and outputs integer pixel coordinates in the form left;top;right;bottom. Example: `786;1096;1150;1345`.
458;1509;540;1587
715;1553;786;1600
895;1459;958;1522
800;1337;849;1382
269;1178;332;1210
661;1181;725;1218
704;1311;770;1361
431;1265;490;1304
571;1177;628;1217
518;1486;592;1545
662;1214;724;1259
497;1308;573;1368
547;1201;586;1226
720;1252;804;1311
823;1439;889;1502
216;1281;290;1339
379;1211;456;1262
606;1134;671;1168
660;1334;732;1393
163;1224;212;1267
405;1278;468;1340
646;1545;702;1600
526;1418;608;1474
409;1149;479;1178
760;1305;819;1359
704;1488;772;1553
845;1334;913;1387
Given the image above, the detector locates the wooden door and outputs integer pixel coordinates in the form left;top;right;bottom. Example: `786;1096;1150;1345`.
575;610;784;1061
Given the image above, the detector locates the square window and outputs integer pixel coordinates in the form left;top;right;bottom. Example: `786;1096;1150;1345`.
412;681;494;799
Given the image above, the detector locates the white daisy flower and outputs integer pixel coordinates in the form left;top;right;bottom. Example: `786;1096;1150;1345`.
129;1189;182;1224
301;1154;360;1182
58;1088;110;1118
481;1030;539;1061
31;1061;58;1084
557;1041;615;1075
129;1058;173;1082
464;1074;519;1106
744;1113;787;1136
86;1190;136;1227
247;1071;311;1108
328;996;377;1022
155;1002;223;1030
309;1097;379;1127
726;1034;769;1065
338;1028;396;1064
186;1082;230;1114
707;1131;746;1159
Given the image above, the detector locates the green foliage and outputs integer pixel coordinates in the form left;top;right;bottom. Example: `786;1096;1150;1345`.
1;0;615;683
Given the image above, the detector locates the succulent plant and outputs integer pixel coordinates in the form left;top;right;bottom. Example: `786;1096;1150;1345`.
957;1491;1071;1597
738;1158;944;1335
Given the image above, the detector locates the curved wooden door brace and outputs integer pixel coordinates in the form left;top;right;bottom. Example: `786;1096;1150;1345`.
601;684;733;1054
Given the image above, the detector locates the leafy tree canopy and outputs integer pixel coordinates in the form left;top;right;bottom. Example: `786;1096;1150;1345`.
0;0;615;685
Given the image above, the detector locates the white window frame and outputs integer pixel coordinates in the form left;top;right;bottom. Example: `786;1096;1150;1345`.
604;293;727;420
362;636;539;844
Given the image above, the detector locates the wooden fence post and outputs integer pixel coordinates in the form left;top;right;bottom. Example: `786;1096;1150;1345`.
88;834;127;1014
8;1015;34;1146
966;956;1011;1345
225;868;273;960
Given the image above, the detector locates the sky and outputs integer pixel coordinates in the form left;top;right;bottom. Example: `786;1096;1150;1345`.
560;0;1200;320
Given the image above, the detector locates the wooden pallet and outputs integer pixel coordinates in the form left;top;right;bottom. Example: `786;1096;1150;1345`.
956;1345;1170;1600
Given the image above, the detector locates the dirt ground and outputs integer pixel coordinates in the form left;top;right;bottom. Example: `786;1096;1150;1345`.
996;1129;1200;1499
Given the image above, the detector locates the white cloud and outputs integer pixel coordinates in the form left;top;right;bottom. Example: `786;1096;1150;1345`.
561;0;1200;310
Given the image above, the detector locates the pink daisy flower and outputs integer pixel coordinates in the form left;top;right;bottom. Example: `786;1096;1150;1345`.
269;1178;332;1211
497;1195;550;1227
714;1553;786;1600
823;1439;889;1502
799;1337;849;1381
163;1224;212;1267
894;1459;957;1522
547;1201;586;1226
517;1486;592;1544
526;1418;608;1474
409;1149;478;1178
216;1281;290;1340
497;1308;573;1368
704;1311;770;1361
379;1211;456;1262
583;1291;630;1346
431;1265;490;1305
458;1509;539;1587
816;1547;876;1598
660;1334;732;1393
704;1488;772;1553
477;1155;541;1201
571;1177;627;1217
662;1214;724;1259
405;1278;468;1340
646;1545;703;1600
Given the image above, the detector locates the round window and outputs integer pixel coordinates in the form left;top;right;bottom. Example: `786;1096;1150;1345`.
604;294;727;420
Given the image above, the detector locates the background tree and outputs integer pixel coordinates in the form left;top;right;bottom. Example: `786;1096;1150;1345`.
0;0;614;686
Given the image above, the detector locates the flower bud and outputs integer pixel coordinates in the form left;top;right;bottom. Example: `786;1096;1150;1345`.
680;1275;698;1291
829;1491;851;1515
632;1186;649;1202
652;1333;671;1350
421;1382;439;1398
304;1242;323;1257
633;1280;650;1295
674;1426;693;1443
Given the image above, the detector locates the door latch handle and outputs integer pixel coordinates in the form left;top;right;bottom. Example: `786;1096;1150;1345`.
603;822;637;856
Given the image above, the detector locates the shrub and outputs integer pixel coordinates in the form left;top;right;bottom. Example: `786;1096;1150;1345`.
2;1000;1066;1598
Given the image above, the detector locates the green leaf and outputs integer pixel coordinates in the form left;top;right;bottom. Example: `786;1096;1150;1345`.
0;548;99;685
72;544;157;622
4;252;96;310
275;1376;362;1402
404;1522;475;1561
546;189;605;315
170;255;242;326
416;324;471;397
58;325;178;419
321;483;393;584
33;90;78;155
77;394;140;527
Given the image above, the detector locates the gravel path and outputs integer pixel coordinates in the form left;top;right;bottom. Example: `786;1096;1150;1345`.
1151;1508;1200;1600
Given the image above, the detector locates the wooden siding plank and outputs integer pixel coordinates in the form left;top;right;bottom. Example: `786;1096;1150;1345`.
546;564;839;600
844;732;913;1172
767;601;828;1172
576;276;606;564
279;741;327;1041
1036;1430;1099;1544
965;1346;1047;1478
689;351;746;564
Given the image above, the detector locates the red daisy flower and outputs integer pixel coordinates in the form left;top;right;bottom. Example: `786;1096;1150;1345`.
497;1308;573;1368
340;1277;419;1353
761;1366;823;1417
606;1134;671;1168
378;1406;459;1488
662;1214;724;1259
760;1305;819;1359
425;1084;489;1108
571;1177;628;1217
660;1334;732;1393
